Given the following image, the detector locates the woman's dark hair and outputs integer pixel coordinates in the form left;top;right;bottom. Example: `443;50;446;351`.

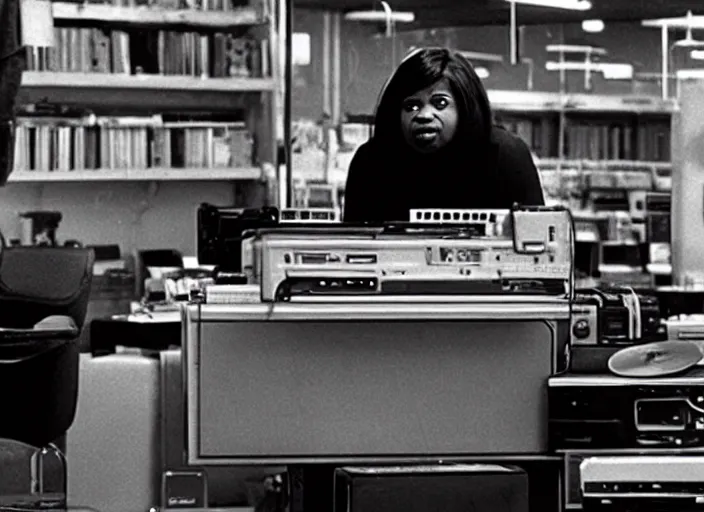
373;47;493;159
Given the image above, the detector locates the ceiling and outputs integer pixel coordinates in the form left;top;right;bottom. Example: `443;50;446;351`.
293;0;704;30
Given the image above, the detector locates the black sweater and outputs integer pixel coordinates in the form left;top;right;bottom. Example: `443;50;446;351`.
343;126;545;222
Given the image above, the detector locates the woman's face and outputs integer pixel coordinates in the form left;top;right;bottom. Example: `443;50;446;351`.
400;78;459;154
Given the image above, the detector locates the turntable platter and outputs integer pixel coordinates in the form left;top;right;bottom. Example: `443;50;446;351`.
608;340;704;378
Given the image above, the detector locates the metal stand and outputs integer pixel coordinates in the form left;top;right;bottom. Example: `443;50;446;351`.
0;439;67;510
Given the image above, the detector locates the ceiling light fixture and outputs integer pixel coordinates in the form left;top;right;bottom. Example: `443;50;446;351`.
546;44;607;56
582;19;605;33
475;66;490;79
546;61;634;80
457;50;504;63
676;68;704;80
505;0;591;11
344;4;414;23
673;11;704;47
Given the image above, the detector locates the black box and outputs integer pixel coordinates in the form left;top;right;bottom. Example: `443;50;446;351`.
334;463;528;512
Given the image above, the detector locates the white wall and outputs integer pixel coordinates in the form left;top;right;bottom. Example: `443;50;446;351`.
0;181;236;257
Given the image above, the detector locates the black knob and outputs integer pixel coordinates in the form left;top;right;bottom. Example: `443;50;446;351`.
572;319;591;339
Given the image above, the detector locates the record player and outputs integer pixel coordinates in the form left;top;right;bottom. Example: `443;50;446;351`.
580;455;704;511
552;339;704;450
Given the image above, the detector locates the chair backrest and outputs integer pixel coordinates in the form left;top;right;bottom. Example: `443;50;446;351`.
0;247;94;329
0;247;93;449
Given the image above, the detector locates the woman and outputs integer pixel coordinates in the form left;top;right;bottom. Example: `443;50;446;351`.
343;47;544;222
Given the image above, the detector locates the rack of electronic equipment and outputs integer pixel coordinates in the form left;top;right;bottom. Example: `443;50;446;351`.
190;165;704;512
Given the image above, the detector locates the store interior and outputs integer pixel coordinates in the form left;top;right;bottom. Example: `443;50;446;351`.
2;0;704;510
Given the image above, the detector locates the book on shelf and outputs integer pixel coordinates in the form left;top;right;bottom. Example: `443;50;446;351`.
70;0;262;13
27;27;266;79
12;115;254;173
495;114;559;159
564;121;670;162
497;114;671;162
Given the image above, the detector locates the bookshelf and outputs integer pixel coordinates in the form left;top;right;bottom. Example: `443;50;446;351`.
297;90;676;188
7;0;283;256
491;90;676;162
18;0;280;187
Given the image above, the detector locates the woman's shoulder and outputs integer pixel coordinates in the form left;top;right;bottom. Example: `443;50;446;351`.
348;138;381;174
490;125;536;171
491;125;531;153
352;138;378;159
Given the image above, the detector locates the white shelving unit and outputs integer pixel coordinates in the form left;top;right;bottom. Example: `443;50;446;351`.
51;1;263;27
8;167;261;183
21;72;276;93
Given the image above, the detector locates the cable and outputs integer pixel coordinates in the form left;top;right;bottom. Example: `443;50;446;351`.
622;285;642;340
550;205;576;377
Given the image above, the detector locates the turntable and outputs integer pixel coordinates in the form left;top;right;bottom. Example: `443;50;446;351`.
608;340;703;378
549;341;704;450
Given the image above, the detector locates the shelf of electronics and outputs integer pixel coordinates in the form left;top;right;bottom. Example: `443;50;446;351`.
304;158;672;193
538;158;672;194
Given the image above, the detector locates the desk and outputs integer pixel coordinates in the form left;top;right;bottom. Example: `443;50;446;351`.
90;311;181;355
183;298;570;466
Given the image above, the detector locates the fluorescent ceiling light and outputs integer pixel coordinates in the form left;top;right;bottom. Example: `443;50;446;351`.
671;10;704;47
475;66;490;79
673;36;704;48
344;10;414;22
505;0;591;11
582;19;605;33
292;33;311;66
676;69;704;79
546;44;606;55
643;15;704;30
600;63;634;80
457;50;504;63
546;61;634;79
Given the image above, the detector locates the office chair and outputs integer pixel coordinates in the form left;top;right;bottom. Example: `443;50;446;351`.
0;243;94;510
